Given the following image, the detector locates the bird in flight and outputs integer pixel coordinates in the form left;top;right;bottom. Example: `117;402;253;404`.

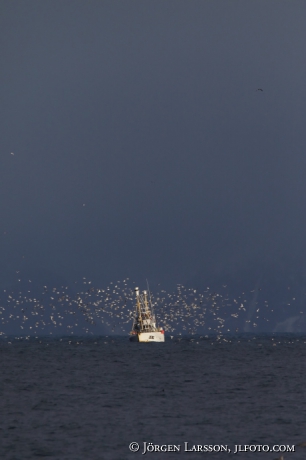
256;88;263;91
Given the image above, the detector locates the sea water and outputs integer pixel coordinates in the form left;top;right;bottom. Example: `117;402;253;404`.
0;334;305;459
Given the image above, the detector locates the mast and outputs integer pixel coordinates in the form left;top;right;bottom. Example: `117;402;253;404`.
134;287;143;331
146;278;152;308
146;279;156;326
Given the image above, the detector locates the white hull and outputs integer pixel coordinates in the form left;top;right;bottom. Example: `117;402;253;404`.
130;331;165;342
139;331;165;342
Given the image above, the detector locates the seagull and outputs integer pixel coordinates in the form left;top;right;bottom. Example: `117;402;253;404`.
10;152;14;155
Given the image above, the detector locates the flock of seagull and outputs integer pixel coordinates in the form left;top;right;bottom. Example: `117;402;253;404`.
0;276;303;340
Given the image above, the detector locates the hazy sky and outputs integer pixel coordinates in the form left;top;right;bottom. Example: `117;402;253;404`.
1;0;306;290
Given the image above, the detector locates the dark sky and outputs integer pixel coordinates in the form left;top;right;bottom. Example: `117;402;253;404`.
1;0;306;292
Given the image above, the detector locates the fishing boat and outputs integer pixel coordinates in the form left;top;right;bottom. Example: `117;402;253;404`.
129;287;165;342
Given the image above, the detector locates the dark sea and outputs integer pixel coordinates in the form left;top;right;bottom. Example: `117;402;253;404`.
1;334;305;460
